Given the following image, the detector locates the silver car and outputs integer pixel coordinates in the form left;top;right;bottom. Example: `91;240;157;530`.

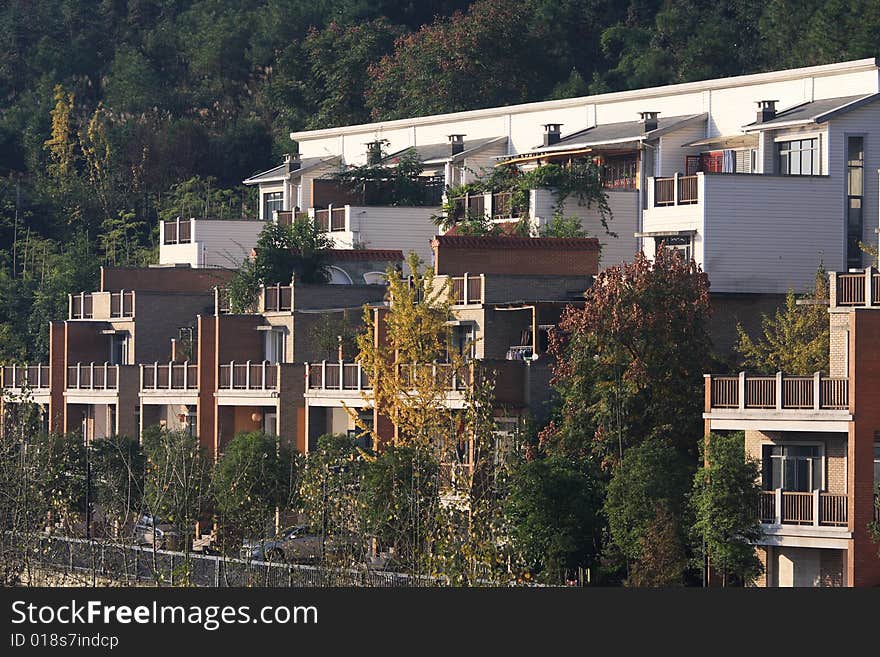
240;525;358;563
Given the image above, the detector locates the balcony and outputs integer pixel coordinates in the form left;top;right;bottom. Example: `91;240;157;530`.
69;291;134;320
218;361;279;391
140;362;198;390
313;206;348;232
162;217;192;245
306;361;371;391
830;269;880;307
759;490;848;527
67;363;119;390
1;364;50;390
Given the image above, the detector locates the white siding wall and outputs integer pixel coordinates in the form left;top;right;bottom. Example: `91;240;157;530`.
658;120;707;177
353;206;439;264
642;176;706;266
194;220;265;268
703;174;842;293
460;139;509;182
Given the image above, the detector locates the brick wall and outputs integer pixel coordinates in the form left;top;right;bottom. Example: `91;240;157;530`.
849;309;880;586
829;310;850;377
278;363;305;453
65;321;111;364
708;293;788;363
197;316;216;455
483;275;592;304
102;266;234;293
291;283;386;310
432;236;599;277
132;292;214;363
48;321;65;432
745;429;847;494
216;315;263;362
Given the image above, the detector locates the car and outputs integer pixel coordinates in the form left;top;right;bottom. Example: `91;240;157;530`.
135;514;180;550
240;526;358;563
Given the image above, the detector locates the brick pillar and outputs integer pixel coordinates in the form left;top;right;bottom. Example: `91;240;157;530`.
197;315;217;457
49;321;66;434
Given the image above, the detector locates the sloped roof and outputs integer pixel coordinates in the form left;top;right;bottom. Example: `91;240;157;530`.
327;249;404;262
743;93;880;130
243;156;338;185
432;234;600;251
381;136;507;166
537;114;706;151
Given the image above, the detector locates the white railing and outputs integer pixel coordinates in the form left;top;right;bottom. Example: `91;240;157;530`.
1;364;50;389
759;489;848;527
218;361;279;390
306;361;371;391
706;372;848;411
66;363;119;390
140;362;198;390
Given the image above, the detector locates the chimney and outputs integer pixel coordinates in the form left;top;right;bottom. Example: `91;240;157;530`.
639;111;660;132
448;134;465;156
543;124;562;147
283;152;301;173
756;100;778;124
366;140;385;165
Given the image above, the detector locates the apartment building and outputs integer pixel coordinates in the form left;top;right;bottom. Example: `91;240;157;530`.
302;235;598;455
703;267;880;587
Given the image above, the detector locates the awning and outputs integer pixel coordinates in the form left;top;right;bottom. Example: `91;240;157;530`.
683;134;758;149
634;229;697;238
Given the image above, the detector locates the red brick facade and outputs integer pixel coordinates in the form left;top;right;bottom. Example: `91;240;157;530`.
432;235;600;277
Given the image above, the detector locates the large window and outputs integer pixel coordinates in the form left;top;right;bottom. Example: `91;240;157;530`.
262;191;283;220
777;137;820;175
654;235;692;261
762;444;823;492
847;136;864;269
264;329;286;364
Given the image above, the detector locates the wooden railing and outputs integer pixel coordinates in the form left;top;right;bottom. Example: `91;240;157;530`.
70;293;93;319
1;364;50;389
706;373;848;411
653;174;699;207
66;363;118;389
275;210;294;226
217;362;279;390
140;362;197;390
263;284;292;312
831;269;880;306
163;218;192;245
314;206;347;232
448;274;484;304
110;291;134;318
450;194;485;221
759;489;848;526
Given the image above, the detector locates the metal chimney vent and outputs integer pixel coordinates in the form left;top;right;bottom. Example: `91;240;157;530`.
448;134;466;156
543;124;562;147
639;111;660;132
756;100;778;124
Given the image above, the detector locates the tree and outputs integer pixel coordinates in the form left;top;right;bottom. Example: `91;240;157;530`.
90;434;145;540
604;439;693;584
626;502;689;587
538;212;589;238
541;248;712;466
691;432;764;586
735;268;829;374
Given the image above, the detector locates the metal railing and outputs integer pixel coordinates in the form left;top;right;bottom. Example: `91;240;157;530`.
70;293;94;319
263;284;292;312
67;363;119;389
110;291;135;318
654;177;675;206
1;364;50;389
218;362;279;390
677;175;698;204
707;373;848;410
140;362;198;390
759;490;848;527
448;273;484;304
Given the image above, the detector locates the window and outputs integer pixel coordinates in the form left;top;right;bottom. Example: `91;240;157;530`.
601;155;637;189
262;191;283;221
264;329;286;364
263;411;277;436
110;334;129;365
761;444;823;492
654;235;692;261
847;136;864;269
777;137;820;175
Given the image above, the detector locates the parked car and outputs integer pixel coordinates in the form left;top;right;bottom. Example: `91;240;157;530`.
135;514;180;550
240;525;358;563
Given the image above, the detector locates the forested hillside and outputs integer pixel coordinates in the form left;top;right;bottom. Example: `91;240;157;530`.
1;0;878;360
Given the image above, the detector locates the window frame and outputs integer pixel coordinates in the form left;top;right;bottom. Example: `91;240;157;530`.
775;135;821;176
761;441;825;492
262;190;284;220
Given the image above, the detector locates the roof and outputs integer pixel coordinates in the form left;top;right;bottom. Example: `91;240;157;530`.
292;58;879;141
496;114;706;164
327;249;404;262
243;156;338;185
432;234;600;251
743;93;880;130
381;136;507;166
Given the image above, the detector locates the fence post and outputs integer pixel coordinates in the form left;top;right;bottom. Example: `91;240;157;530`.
357;362;362;391
463;272;469;304
775;488;783;524
775;371;783;410
813;371;821;410
812;489;821;527
168;361;173;389
90;362;95;389
262;362;267;390
183;361;188;389
339;359;344;390
245;360;251;389
673;172;680;205
322;360;326;390
866;268;873;307
738;371;745;409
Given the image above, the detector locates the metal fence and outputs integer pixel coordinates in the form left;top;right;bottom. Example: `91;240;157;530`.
23;535;432;587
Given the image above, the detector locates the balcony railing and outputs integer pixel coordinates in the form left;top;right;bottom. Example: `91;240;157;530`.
67;363;118;390
653;174;699;207
140;362;198;390
306;361;371;391
1;364;50;389
162;218;192;245
759;490;848;527
304;361;471;392
448;273;484;304
217;362;279;390
831;269;880;306
110;291;134;318
263;284;292;312
706;373;848;410
450;194;485;221
70;293;93;319
274;210;294;226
